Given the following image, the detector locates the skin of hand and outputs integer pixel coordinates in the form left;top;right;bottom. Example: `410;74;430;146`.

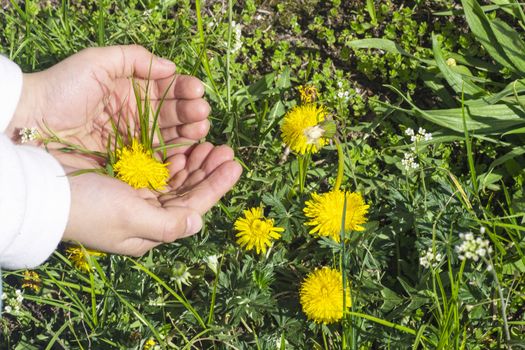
9;45;242;256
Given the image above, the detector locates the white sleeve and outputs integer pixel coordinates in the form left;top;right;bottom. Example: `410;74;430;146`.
0;56;70;269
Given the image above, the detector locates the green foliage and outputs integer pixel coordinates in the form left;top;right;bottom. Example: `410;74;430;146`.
1;0;525;349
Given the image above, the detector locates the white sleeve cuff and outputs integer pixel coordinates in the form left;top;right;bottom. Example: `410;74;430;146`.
0;56;23;132
0;135;70;269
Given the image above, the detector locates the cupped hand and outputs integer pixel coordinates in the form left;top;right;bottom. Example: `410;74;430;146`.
8;45;210;168
64;143;242;256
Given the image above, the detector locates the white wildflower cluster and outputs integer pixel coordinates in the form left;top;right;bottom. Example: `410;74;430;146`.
230;21;242;54
405;127;432;143
19;127;39;143
455;232;493;262
2;289;24;314
336;81;350;101
419;247;443;269
401;152;419;171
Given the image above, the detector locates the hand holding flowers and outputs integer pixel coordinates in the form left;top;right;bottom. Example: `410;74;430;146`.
8;45;242;256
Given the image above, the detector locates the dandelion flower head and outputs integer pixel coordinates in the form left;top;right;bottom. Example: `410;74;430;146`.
300;267;351;324
304;190;369;242
280;103;329;154
298;84;318;104
66;247;106;273
143;338;157;350
21;270;41;292
113;139;169;190
235;207;284;254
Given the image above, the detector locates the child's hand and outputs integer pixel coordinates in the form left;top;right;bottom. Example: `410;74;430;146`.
63;143;241;256
8;44;210;169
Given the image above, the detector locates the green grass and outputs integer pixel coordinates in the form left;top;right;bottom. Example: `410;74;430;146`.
1;0;525;349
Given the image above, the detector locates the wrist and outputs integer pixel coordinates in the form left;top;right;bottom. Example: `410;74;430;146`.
6;73;44;140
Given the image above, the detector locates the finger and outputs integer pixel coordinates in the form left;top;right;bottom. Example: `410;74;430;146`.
128;202;203;244
162;161;242;215
89;45;177;80
173;145;235;190
166;153;186;177
158;98;210;128
162;119;210;142
158;137;198;158
156;75;205;100
167;142;214;188
117;238;162;257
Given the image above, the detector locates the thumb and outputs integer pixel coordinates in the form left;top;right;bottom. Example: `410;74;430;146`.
88;45;176;80
130;204;203;243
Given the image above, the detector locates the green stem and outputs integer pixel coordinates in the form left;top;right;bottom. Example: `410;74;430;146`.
461;85;478;194
226;0;233;112
206;255;224;325
341;195;348;350
334;138;344;192
485;257;511;348
195;0;226;110
298;153;311;193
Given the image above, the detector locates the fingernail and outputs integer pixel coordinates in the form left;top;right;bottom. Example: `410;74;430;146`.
184;213;203;237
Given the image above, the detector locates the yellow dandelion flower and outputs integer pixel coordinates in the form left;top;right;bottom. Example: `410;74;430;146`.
235;207;284;254
113;139;169;190
66;247;106;273
298;85;318;104
304;190;369;242
21;270;41;293
300;267;351;324
143;338;157;350
280;104;329;155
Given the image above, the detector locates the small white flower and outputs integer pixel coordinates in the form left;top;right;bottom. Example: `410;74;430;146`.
230;20;243;53
420;247;443;269
405;128;415;136
456;232;493;262
418;127;426;135
4;305;12;313
1;293;7;301
424;133;433;141
19;127;39;143
337;81;343;88
401;152;419;171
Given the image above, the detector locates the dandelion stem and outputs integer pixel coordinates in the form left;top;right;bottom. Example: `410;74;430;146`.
341;194;348;350
298;153;311;193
